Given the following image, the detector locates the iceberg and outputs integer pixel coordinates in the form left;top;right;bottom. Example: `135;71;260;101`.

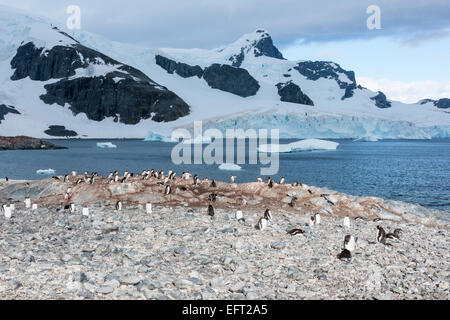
218;163;242;171
36;169;56;175
96;142;117;149
182;136;212;144
258;139;339;153
144;132;172;142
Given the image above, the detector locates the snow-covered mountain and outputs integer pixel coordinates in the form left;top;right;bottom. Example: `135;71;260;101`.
0;5;449;139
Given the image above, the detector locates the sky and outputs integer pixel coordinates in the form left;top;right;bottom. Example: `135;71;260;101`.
1;0;449;103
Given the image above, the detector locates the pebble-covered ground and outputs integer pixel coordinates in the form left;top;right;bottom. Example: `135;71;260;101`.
0;202;448;300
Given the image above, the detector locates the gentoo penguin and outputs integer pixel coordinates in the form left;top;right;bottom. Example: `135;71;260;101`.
268;179;274;188
343;235;356;252
82;207;89;216
208;205;215;217
211;180;217;188
193;175;199;185
204;177;209;182
337;235;356;260
257;218;268;231
4;206;12;219
343;216;351;228
115;200;122;211
287;228;305;235
292;181;299;187
373;218;383;222
163;177;169;185
337;249;352;260
146;203;152;214
289;197;297;208
264;209;272;221
170;171;177;179
70;203;75;213
24;197;31;209
313;213;321;225
376;225;388;245
308;216;316;227
265;177;271;183
386;228;402;240
230;175;237;184
52;176;60;181
5;176;8;182
208;193;217;202
164;185;171;195
235;210;243;220
71;171;77;176
63;175;69;183
64;193;70;200
279;177;285;184
257;177;263;183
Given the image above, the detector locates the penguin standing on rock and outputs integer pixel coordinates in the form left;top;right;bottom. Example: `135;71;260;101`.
257;217;268;231
5;177;8;182
264;208;272;221
376;226;392;246
268;179;274;189
208;204;215;217
230;175;237;184
208;193;217;202
289;196;297;208
337;235;356;260
211;180;217;188
115;200;122;211
279;177;285;184
386;228;402;240
257;177;263;183
292;181;299;187
164;185;171;195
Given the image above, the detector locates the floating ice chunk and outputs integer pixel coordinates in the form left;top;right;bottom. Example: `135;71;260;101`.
36;169;56;175
218;163;242;171
258;139;339;153
96;142;117;149
353;136;379;142
144;132;171;142
182;136;212;144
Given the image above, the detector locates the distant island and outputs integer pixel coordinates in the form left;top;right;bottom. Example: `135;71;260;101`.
0;136;66;151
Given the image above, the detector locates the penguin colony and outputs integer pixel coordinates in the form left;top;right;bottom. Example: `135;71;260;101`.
2;171;404;261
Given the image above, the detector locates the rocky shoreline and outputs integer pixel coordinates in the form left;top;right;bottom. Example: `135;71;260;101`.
0;136;66;151
0;175;448;300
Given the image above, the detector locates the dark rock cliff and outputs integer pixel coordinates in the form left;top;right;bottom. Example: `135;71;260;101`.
294;61;357;100
276;81;314;106
10;41;190;124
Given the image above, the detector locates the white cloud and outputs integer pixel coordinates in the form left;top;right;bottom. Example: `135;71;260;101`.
357;77;450;103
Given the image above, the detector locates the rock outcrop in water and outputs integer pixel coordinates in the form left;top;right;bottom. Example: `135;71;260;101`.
0;136;66;151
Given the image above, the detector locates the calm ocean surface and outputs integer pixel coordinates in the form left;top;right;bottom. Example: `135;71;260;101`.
1;138;449;211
